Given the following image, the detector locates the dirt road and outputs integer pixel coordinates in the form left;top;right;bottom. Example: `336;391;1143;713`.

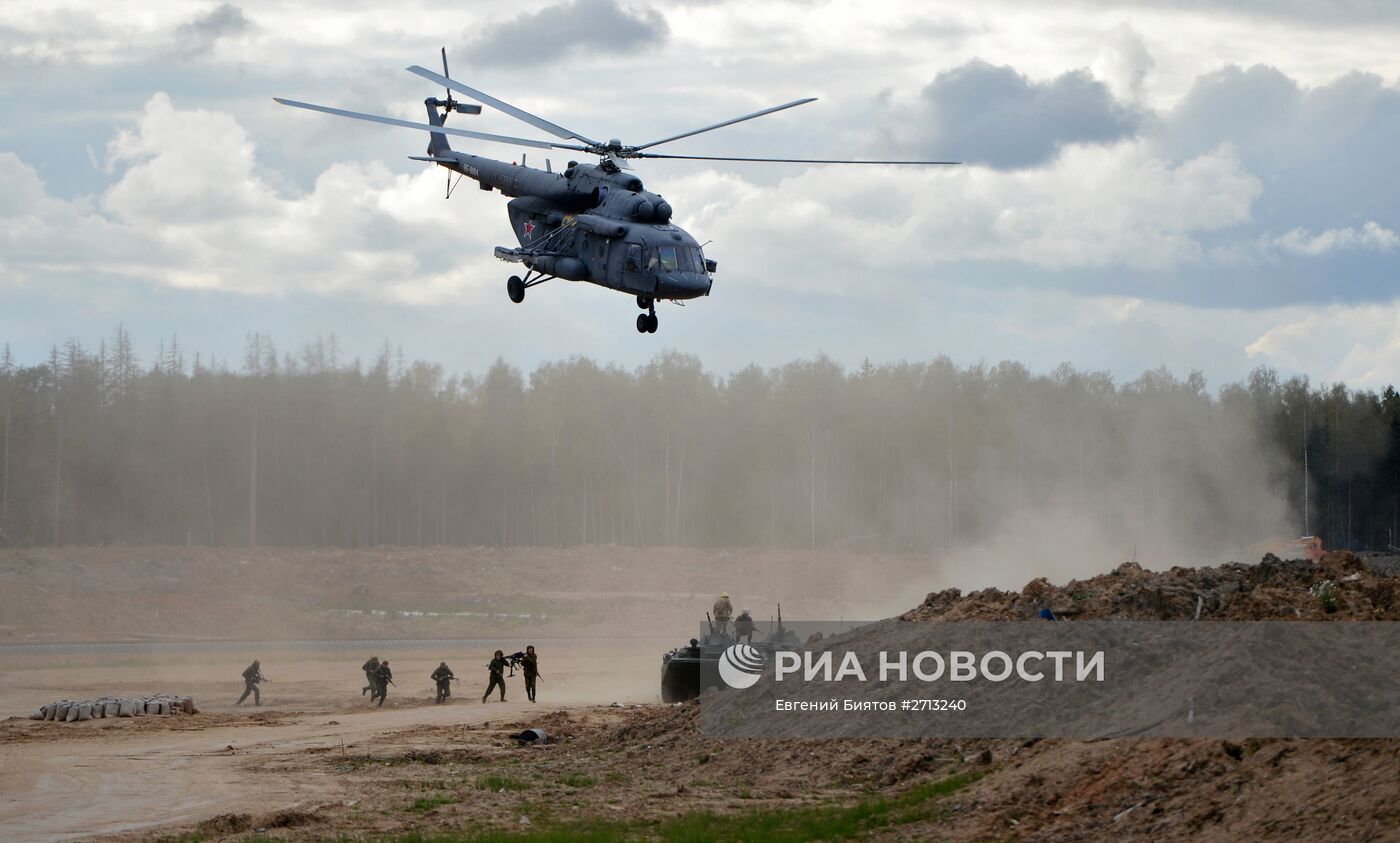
0;639;665;841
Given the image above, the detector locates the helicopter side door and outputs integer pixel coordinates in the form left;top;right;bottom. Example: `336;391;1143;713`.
619;242;656;294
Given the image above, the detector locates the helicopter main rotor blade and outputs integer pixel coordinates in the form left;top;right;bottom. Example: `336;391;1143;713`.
273;98;589;152
406;66;601;146
632;152;961;164
630;98;817;151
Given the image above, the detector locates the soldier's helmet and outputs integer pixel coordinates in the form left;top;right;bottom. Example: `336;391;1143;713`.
740;608;751;616
720;592;730;598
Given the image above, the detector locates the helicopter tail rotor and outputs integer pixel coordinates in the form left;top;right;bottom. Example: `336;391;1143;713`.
430;48;483;119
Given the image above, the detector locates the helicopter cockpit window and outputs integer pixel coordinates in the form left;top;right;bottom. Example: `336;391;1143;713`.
625;244;641;272
676;246;695;272
658;245;679;272
693;247;707;273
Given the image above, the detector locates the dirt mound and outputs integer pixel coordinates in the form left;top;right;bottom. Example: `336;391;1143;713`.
903;551;1400;622
541;554;1400;840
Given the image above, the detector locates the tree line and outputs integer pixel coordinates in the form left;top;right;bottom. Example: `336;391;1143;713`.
1;327;1396;556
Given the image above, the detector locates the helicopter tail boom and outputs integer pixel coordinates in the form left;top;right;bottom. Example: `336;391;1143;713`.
424;98;453;157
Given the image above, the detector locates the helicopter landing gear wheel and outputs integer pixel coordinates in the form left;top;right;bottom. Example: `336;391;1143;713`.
635;312;659;334
507;275;525;303
636;295;653;310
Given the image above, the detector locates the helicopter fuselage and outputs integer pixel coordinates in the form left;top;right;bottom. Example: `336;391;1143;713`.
276;57;953;334
428;149;714;302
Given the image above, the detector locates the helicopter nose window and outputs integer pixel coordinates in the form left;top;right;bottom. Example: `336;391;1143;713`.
625;244;641;272
645;247;660;272
676;247;694;272
658;245;679;272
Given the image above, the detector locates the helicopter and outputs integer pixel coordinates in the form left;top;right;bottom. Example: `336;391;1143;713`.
276;51;957;334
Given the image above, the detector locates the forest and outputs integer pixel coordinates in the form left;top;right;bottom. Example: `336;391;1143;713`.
1;327;1397;558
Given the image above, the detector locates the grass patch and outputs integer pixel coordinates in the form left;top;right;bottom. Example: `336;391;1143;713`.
477;773;532;792
559;772;596;788
654;770;983;841
408;795;459;813
391;769;983;842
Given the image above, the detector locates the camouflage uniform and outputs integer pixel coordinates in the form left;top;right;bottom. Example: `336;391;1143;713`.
482;653;508;703
713;594;733;635
522;649;540;703
237;661;263;706
734;610;755;644
372;661;393;707
362;656;380;696
431;662;455;704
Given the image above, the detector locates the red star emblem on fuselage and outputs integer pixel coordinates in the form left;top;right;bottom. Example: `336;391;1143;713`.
523;220;536;237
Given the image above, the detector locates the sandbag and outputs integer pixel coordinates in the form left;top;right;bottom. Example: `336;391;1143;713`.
181;697;196;714
29;710;44;720
45;703;57;721
56;702;71;721
104;701;120;717
145;701;160;715
76;703;92;721
65;705;80;722
132;699;146;717
118;700;135;717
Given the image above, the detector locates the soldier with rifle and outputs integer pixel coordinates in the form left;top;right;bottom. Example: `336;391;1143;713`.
482;650;508;703
522;645;541;703
236;659;267;706
431;661;456;704
371;658;395;707
361;656;380;697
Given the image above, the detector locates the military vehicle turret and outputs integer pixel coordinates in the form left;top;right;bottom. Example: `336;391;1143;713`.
660;605;802;702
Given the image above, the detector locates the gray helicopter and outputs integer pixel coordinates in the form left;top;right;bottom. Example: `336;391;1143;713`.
276;51;956;334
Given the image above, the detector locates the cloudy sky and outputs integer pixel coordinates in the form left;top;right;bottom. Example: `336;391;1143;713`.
2;0;1399;388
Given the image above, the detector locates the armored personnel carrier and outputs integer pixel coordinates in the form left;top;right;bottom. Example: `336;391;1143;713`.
660;606;802;702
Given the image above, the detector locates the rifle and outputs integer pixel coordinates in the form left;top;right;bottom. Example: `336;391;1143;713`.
504;651;526;677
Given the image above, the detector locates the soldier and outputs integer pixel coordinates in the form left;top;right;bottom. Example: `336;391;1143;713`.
236;660;265;706
431;661;456;704
482;650;508;703
713;592;733;635
734;608;756;644
361;656;380;696
372;659;395;707
521;645;540;703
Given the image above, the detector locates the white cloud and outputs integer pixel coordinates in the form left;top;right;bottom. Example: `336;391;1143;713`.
1247;302;1400;388
1091;23;1155;103
662;139;1260;296
1;93;512;301
1270;221;1400;256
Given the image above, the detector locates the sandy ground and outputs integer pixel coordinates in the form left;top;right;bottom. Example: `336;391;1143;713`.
4;549;1398;842
0;640;667;842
